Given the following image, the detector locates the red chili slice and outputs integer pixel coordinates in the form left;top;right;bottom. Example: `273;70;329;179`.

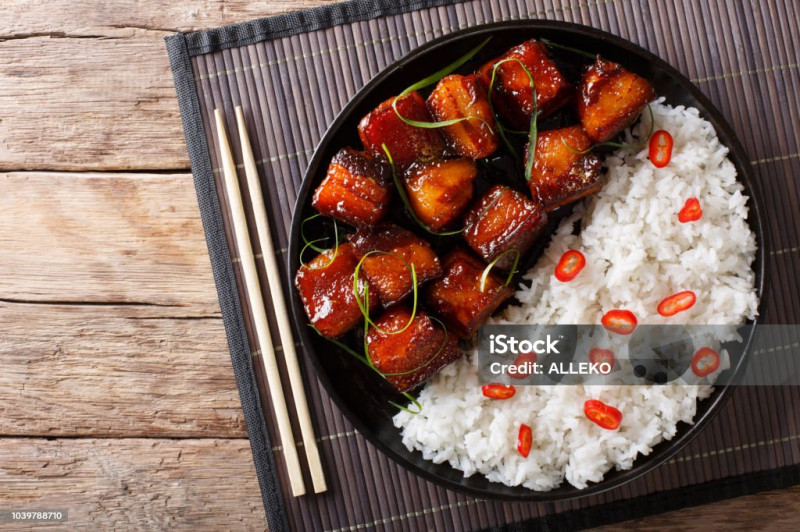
589;348;615;373
517;423;533;458
657;290;697;316
584;399;623;430
678;197;703;223
601;309;637;335
482;383;516;400
691;347;720;377
554;250;586;282
509;351;538;380
648;129;674;168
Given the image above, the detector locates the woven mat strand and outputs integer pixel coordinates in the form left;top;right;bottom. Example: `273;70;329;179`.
181;0;799;530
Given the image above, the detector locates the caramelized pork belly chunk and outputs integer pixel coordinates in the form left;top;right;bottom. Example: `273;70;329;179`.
348;224;442;308
403;158;478;231
529;125;603;211
358;91;447;168
578;56;656;143
425;248;514;338
366;306;461;392
312;148;392;228
426;74;499;159
478;39;572;129
464;185;547;270
294;243;376;339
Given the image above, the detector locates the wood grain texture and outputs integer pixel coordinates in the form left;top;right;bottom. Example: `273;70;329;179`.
0;302;245;438
0;0;325;35
591;485;800;531
0;435;797;532
0;172;218;311
0;1;336;171
0;35;188;171
0;438;264;530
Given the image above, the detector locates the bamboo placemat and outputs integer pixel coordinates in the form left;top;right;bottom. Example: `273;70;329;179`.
166;1;800;530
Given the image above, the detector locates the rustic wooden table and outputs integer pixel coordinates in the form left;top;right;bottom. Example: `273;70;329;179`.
1;1;798;529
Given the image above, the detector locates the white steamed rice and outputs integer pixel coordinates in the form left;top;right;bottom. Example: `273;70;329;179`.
393;99;759;490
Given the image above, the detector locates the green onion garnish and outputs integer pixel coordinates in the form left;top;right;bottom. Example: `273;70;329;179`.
299;215;340;269
486;60;519;161
300;238;330;265
398;37;491;97
362;289;374;369
479;248;521;292
486;58;538;180
391;37;494;134
494;121;520;161
380;316;449;377
558;138;594;155
301;213;327;253
502;128;531;136
386;318;453;414
381;143;463;236
308;324;369;364
391;392;423;415
540;38;597;60
525;80;539;182
309;313;452;416
392;112;495;134
560;105;655;154
352;250;418;336
311;320;440;379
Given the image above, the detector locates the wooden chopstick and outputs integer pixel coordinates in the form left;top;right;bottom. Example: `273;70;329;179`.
234;106;327;494
213;108;306;497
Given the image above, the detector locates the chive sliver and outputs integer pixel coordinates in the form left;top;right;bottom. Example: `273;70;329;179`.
381;143;462;236
397;36;492;98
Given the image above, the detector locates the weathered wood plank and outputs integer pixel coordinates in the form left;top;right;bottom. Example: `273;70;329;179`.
591;485;800;531
0;0;325;35
1;436;798;531
0;438;265;530
0;172;218;310
0;35;188;171
0;302;246;438
0;1;337;171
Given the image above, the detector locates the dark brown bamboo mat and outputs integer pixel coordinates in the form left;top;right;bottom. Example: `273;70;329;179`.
167;0;800;530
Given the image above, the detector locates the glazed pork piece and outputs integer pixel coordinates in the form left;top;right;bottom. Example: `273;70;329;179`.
426;74;499;159
294;243;376;339
312;148;392;228
358;91;447;168
463;185;547;270
578;56;656;143
478;39;572;129
425;248;514;338
348;223;442;308
403;158;478;231
529;125;603;211
366;306;461;392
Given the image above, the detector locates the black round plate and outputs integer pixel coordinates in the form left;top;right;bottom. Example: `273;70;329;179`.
287;20;767;501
